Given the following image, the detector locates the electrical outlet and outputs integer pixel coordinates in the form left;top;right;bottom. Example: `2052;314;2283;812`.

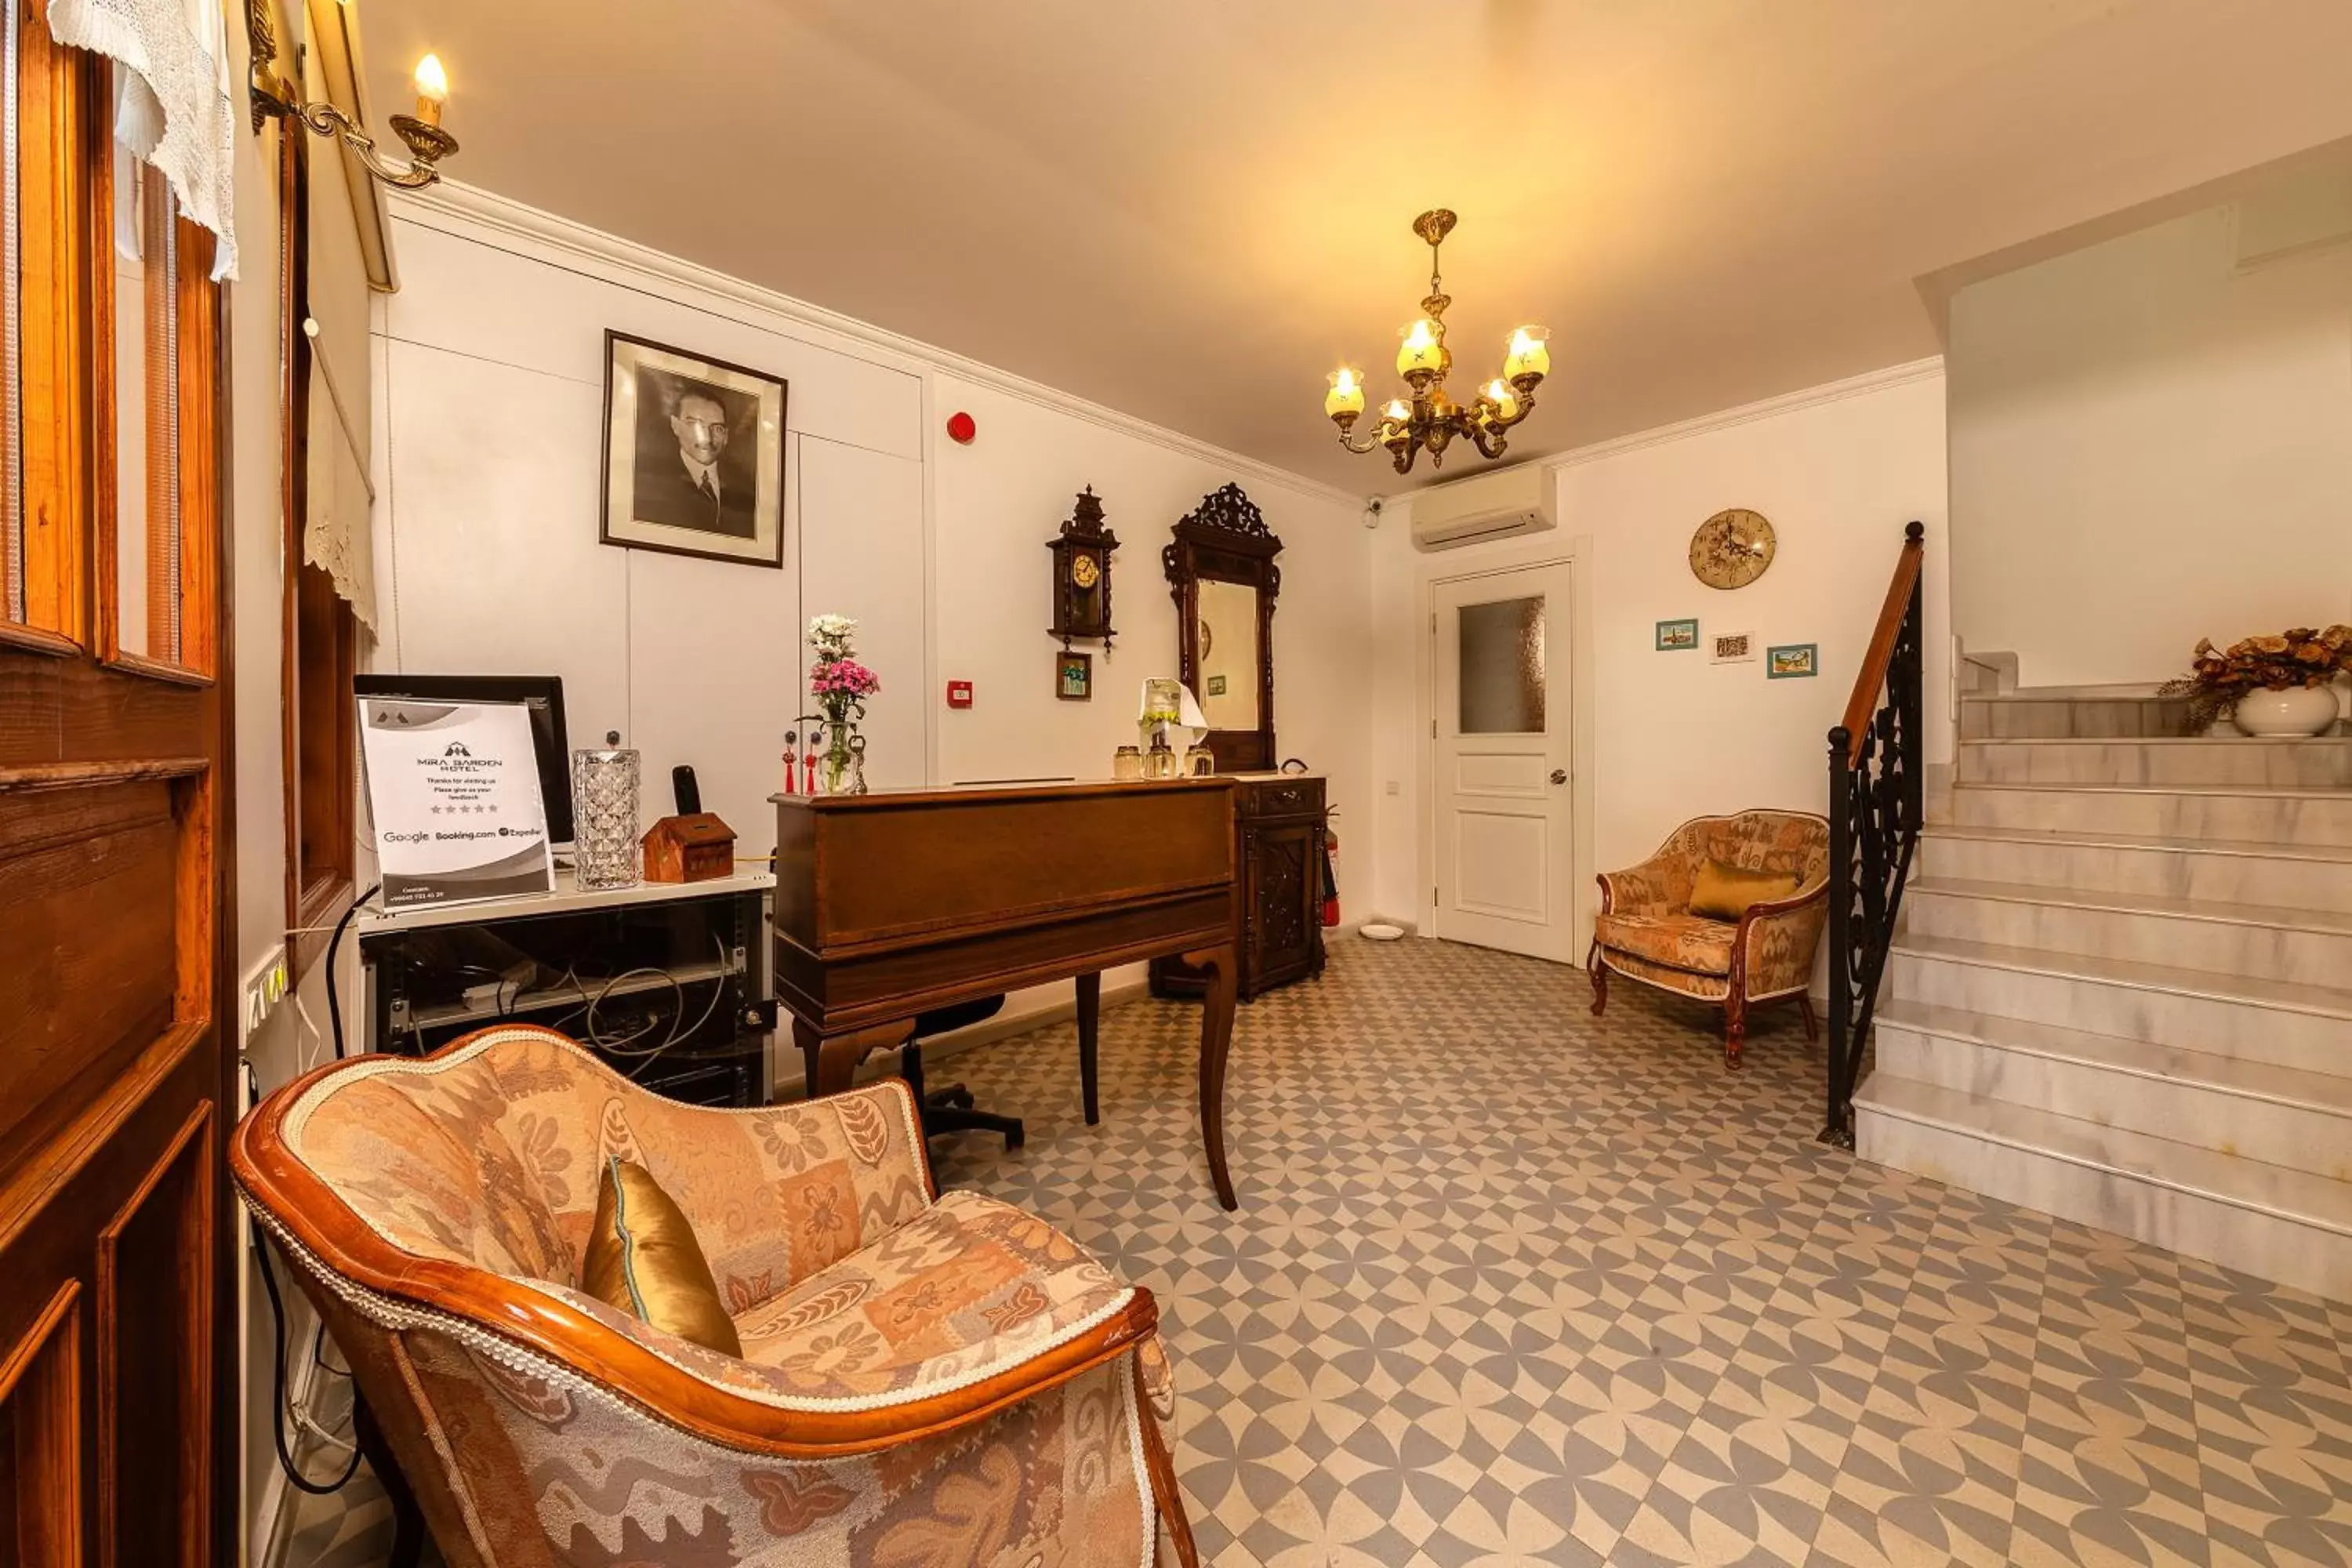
241;946;292;1043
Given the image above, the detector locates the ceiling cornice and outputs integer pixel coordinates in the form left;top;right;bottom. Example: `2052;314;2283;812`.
389;180;1364;508
1542;356;1946;474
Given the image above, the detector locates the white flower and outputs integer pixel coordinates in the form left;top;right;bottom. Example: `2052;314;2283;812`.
807;614;858;657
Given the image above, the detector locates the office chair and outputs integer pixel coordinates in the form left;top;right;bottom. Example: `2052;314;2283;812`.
902;995;1024;1148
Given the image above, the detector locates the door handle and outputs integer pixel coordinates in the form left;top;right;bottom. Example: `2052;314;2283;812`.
1550;768;1567;785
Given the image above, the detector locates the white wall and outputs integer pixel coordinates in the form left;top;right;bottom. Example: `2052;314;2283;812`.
1367;366;1951;944
367;191;1371;1033
1949;202;2352;685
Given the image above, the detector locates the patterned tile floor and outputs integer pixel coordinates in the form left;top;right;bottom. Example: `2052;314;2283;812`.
282;938;2352;1566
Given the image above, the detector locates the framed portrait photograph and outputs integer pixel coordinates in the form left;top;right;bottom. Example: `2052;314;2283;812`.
1056;650;1093;702
1766;642;1819;679
601;331;788;568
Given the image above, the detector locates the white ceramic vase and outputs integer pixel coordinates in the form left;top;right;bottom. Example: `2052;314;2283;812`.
2234;684;2340;738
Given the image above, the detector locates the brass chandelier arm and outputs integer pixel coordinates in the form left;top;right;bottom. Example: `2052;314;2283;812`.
289;101;454;190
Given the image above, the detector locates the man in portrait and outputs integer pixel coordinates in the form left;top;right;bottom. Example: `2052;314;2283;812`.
630;368;760;539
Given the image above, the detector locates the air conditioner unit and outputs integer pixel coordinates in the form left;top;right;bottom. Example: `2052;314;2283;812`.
1407;463;1556;551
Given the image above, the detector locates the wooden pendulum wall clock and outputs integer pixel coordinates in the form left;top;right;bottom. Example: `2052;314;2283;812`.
1047;487;1120;654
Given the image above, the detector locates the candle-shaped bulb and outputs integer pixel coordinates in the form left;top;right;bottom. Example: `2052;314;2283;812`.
1396;318;1445;377
1503;325;1551;382
1381;398;1411;425
412;53;449;124
1324;366;1367;421
1480;378;1521;422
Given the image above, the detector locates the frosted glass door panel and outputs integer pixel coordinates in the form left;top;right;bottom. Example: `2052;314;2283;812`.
1457;594;1546;735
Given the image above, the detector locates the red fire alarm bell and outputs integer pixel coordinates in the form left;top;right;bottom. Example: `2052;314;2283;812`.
946;680;975;709
946;411;977;445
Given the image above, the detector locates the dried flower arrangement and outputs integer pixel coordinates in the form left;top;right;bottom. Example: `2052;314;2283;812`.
2158;626;2352;731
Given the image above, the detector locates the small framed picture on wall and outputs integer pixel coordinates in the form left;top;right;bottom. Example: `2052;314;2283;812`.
1056;650;1093;701
1711;630;1756;664
1766;643;1819;678
1656;618;1699;652
601;331;788;568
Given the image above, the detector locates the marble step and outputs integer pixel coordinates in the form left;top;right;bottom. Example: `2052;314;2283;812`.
1889;932;2352;1077
1950;782;2352;847
1853;1073;2352;1300
1904;877;2352;988
1958;737;2352;788
1959;689;2193;740
1917;824;2352;913
1875;1003;2352;1178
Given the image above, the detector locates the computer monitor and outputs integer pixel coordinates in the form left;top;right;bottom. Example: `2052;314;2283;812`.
352;673;575;847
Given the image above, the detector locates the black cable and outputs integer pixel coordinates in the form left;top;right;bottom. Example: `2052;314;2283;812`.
325;883;383;1061
253;1230;364;1494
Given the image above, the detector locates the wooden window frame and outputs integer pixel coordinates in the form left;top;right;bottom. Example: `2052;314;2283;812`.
85;62;220;687
278;126;357;975
0;0;93;656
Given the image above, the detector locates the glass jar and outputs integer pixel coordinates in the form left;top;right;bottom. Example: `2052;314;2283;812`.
1112;745;1144;781
1184;742;1216;778
570;746;641;890
1145;735;1176;780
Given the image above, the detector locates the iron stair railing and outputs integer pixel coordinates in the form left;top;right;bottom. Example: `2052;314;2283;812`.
1821;520;1926;1149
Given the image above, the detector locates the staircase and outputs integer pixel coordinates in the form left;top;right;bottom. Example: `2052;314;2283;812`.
1853;684;2352;1299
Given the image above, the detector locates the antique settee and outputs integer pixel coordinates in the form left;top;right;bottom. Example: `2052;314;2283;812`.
230;1022;1193;1567
1588;809;1831;1067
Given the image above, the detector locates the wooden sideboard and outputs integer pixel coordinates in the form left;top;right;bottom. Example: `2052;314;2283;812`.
773;778;1247;1207
1152;773;1325;1002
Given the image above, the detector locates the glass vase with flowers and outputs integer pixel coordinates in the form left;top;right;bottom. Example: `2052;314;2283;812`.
807;615;882;793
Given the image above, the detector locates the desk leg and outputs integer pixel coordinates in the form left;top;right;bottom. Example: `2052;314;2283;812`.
1184;943;1239;1211
795;1018;913;1099
1076;971;1102;1126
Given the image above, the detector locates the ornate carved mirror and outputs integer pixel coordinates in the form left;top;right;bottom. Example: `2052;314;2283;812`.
1164;483;1282;771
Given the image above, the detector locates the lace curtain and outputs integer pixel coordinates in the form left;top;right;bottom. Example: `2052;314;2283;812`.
50;0;238;280
302;82;376;630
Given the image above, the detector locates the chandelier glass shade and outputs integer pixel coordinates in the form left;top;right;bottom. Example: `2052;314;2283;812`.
1325;210;1548;476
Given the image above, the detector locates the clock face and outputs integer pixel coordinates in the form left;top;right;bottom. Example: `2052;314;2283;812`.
1070;553;1101;589
1690;508;1777;590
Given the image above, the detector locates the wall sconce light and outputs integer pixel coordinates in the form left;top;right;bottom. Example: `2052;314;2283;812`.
245;3;460;190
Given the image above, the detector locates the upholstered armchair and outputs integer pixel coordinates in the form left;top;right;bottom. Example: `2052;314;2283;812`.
1588;809;1831;1067
231;1023;1194;1568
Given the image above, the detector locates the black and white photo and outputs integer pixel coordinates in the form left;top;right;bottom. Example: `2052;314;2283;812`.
600;331;788;567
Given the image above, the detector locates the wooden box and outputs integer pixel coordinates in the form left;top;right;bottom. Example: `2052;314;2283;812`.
641;812;736;884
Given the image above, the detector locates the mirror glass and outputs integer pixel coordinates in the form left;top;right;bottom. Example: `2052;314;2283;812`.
1195;577;1260;731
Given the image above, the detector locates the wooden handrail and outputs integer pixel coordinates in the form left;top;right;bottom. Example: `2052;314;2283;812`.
1838;520;1926;763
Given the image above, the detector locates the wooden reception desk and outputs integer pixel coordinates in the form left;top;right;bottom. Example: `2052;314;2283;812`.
772;778;1243;1208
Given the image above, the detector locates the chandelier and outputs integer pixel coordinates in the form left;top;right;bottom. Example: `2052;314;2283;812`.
1323;209;1549;476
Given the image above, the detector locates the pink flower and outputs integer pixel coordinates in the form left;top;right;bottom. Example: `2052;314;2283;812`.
808;658;880;699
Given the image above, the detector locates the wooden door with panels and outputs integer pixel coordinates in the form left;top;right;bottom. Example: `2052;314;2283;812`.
0;5;234;1566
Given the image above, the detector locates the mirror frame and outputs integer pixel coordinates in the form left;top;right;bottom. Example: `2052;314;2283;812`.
1163;482;1282;772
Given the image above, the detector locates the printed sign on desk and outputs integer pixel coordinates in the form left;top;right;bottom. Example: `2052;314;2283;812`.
359;699;556;909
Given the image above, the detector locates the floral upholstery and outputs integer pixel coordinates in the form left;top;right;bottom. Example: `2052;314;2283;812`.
1592;810;1830;1065
237;1025;1185;1568
1589;911;1737;975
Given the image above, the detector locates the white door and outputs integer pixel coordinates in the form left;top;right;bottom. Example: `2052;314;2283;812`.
797;434;929;788
1432;562;1577;961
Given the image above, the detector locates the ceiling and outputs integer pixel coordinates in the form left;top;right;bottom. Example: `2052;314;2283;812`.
360;1;2352;492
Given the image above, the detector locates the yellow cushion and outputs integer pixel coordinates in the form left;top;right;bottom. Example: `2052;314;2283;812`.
1688;859;1802;921
582;1156;743;1358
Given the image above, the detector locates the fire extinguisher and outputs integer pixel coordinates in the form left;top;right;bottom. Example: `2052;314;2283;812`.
1321;825;1341;928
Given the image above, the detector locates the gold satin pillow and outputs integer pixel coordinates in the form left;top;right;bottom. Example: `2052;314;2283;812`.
1688;859;1802;921
582;1157;743;1359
